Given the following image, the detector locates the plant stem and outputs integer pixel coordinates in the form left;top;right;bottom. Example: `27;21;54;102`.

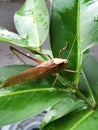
82;70;96;106
74;88;96;109
75;0;81;87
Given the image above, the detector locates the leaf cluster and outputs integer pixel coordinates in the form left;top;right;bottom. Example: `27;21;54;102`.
0;0;98;129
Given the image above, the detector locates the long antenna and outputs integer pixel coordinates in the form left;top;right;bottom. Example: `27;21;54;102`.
66;34;77;60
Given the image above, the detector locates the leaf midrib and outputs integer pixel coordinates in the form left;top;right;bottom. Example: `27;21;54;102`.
0;88;70;97
32;1;40;48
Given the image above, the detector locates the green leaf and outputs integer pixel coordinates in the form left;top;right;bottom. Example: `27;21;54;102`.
80;0;98;52
41;98;85;129
80;53;98;105
50;0;80;85
42;109;98;130
0;65;69;126
0;26;28;47
14;0;49;49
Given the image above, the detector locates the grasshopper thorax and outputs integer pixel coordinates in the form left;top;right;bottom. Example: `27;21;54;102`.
53;58;68;65
38;58;68;70
53;58;68;70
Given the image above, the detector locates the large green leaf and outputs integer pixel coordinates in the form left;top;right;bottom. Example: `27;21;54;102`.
50;0;80;85
0;65;69;126
0;26;28;47
42;109;98;130
50;0;98;85
14;0;49;49
81;0;98;52
41;98;85;129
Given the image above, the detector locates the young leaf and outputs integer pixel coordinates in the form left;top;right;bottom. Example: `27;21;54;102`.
14;0;49;49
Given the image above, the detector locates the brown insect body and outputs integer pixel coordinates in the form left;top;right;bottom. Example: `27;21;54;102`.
0;58;68;88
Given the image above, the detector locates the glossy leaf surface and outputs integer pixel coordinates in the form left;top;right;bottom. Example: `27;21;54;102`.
42;109;98;130
0;26;28;47
41;98;85;129
50;0;80;85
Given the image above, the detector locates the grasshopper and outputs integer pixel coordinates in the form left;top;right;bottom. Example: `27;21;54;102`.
0;40;77;88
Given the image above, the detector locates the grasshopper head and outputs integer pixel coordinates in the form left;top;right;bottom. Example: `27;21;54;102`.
53;58;68;70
